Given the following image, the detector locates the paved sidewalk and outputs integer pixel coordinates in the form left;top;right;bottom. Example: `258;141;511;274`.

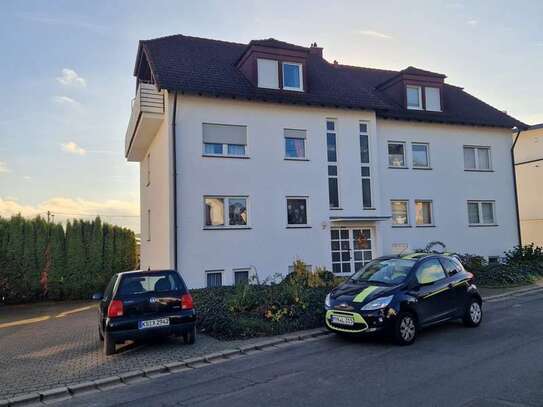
0;303;262;399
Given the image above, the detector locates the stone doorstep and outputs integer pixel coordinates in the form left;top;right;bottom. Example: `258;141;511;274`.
6;392;41;407
40;387;71;405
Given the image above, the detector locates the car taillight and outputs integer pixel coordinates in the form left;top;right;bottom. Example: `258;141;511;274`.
181;293;193;310
108;300;124;318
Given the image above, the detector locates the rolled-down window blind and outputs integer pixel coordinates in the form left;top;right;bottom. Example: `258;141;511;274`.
203;123;247;145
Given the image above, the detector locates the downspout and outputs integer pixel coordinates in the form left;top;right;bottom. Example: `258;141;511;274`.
171;92;179;270
511;127;522;247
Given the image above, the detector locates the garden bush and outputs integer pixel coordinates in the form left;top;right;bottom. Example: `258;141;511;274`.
191;261;341;340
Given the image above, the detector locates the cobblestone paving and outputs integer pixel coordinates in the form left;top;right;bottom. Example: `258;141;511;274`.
0;302;260;399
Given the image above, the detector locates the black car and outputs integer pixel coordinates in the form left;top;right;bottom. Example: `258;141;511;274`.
93;269;196;355
324;254;482;345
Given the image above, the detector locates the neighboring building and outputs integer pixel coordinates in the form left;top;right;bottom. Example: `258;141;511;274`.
124;34;526;288
515;123;543;247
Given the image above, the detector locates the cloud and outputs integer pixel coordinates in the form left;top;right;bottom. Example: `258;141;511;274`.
467;19;478;26
17;13;108;33
0;197;140;231
446;2;464;9
0;161;11;174
23;176;32;180
57;68;86;87
61;141;86;156
53;95;80;106
357;30;392;39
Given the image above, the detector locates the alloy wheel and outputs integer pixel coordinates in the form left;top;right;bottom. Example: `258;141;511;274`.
400;316;416;342
470;302;482;324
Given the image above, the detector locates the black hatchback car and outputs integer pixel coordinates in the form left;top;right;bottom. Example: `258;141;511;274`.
324;254;482;345
93;270;196;355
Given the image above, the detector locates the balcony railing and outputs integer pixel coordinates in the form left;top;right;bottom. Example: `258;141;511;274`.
125;82;165;161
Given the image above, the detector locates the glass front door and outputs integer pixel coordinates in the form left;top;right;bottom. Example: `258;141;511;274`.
330;227;374;275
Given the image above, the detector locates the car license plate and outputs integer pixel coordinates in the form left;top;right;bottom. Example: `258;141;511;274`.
331;315;354;326
138;318;170;330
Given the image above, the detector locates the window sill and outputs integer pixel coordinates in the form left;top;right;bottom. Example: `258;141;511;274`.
286;225;312;229
464;169;493;172
416;225;435;228
392;225;411;228
283;87;304;92
203;226;252;230
388;166;409;170
330;207;343;211
413;167;432;171
468;224;498;227
407;106;423;111
284;157;309;161
363;207;376;211
202;154;250;159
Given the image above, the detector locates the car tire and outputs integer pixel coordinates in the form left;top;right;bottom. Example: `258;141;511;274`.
99;327;104;342
183;326;196;345
394;312;417;346
463;299;482;327
104;334;116;355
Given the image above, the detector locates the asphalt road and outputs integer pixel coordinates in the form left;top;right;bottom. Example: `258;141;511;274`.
60;291;543;407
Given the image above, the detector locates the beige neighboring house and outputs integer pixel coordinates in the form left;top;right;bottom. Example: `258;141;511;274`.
515;123;543;247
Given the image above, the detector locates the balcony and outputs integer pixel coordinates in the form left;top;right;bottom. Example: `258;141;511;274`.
125;82;165;162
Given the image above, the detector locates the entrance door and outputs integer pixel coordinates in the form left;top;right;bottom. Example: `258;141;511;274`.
330;227;374;275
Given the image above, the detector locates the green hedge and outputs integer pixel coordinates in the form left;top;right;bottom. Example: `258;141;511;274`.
191;262;338;340
0;215;137;304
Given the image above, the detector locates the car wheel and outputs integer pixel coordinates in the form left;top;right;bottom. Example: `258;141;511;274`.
394;312;417;345
104;334;116;355
183;326;196;345
463;299;482;327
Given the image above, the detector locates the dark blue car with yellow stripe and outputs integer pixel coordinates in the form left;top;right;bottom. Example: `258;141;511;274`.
324;253;482;345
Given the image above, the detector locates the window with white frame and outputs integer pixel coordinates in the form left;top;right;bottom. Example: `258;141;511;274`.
206;270;223;288
415;200;433;226
147;209;151;241
286;197;309;226
203;123;247;157
406;85;422;109
326;120;339;208
284;129;306;159
359;122;372;208
464;146;491;170
425;87;441;111
282;62;303;91
412;143;430;168
233;269;250;285
204;196;248;228
257;58;279;89
467;201;496;225
388;142;406;168
146;153;151;186
391;200;409;226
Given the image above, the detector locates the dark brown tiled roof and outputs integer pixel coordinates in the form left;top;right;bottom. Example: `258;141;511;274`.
138;34;526;129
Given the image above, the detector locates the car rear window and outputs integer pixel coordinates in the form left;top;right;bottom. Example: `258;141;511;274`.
118;272;184;296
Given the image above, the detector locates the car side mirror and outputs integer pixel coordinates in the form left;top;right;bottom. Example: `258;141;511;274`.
92;292;103;301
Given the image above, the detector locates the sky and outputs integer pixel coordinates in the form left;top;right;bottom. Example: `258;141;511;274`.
1;0;542;233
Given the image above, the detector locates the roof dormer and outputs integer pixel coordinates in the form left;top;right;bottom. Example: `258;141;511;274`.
237;38;311;92
377;66;446;112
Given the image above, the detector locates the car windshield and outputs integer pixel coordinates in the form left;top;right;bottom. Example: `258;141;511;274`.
118;272;184;296
350;258;415;285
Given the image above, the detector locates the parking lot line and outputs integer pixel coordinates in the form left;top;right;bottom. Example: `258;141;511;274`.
55;305;96;318
0;315;51;329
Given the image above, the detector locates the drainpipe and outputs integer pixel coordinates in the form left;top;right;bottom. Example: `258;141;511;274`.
171;92;179;271
511;126;522;247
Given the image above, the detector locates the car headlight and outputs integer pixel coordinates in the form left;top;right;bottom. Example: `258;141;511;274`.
325;293;331;308
361;295;393;311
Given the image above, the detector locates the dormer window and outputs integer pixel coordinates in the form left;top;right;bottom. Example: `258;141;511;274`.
282;62;303;91
257;58;279;89
424;87;441;111
406;85;422;110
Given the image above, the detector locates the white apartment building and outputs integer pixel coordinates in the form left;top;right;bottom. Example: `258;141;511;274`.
125;35;525;288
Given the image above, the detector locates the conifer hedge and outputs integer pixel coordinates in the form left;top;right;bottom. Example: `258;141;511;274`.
0;215;137;304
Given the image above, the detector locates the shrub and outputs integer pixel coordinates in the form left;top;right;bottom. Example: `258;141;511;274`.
469;264;537;287
504;244;543;266
191;261;337;340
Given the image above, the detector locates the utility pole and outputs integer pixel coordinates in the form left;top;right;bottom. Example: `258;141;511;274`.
47;211;51;223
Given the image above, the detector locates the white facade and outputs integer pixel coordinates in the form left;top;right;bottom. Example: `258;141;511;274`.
133;93;518;288
515;126;543;247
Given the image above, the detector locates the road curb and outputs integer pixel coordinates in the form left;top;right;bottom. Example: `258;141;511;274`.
482;285;543;302
2;327;329;406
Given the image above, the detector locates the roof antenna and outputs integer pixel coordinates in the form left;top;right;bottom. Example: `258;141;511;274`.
147;266;151;271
